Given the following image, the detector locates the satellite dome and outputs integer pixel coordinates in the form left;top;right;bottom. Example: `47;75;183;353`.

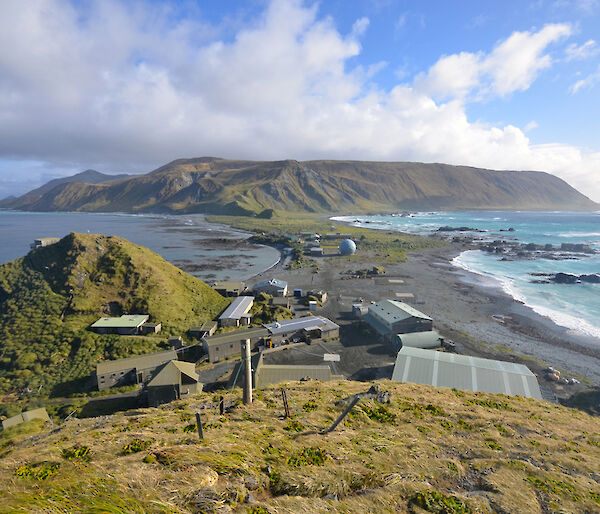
339;239;357;256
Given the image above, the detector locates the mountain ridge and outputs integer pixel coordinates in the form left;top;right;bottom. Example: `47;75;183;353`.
1;158;596;213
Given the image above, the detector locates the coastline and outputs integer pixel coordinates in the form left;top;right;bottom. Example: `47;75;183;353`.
328;217;600;390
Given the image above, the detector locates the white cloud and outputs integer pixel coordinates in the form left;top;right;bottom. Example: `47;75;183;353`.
565;40;599;60
570;64;600;93
414;24;572;100
0;0;598;202
524;120;539;132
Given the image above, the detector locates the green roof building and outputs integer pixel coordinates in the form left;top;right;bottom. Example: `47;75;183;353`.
90;314;150;335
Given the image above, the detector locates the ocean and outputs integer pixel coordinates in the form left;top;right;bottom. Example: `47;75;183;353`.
332;211;600;340
0;211;280;282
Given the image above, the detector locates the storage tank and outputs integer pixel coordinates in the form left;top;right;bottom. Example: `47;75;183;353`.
339;239;357;256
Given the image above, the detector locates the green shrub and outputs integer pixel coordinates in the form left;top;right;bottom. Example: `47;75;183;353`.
15;462;60;480
362;404;396;423
287;447;328;467
485;440;504;451
302;400;318;412
410;490;470;513
182;423;196;433
457;419;473;430
61;445;92;462
121;438;153;455
284;420;304;432
425;404;445;416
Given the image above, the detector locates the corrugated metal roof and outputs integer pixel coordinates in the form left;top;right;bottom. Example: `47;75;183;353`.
368;300;431;322
91;314;149;328
255;364;332;388
396;330;441;349
96;350;177;375
391;347;542;399
219;296;254;320
264;316;339;335
203;327;270;346
252;278;288;290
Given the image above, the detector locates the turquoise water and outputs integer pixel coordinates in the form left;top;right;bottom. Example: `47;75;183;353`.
332;211;600;340
0;211;280;282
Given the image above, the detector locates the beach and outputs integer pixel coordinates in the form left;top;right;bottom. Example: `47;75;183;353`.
248;240;600;398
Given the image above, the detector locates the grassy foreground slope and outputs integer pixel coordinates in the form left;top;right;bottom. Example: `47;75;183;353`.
0;233;228;395
1;380;599;513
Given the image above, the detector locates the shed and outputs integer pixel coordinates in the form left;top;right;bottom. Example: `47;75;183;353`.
90;314;150;335
147;361;202;407
309;247;324;256
140;322;162;335
394;330;442;352
213;281;246;297
2;408;51;430
252;352;338;389
391;347;542;399
252;278;288;297
30;237;60;249
218;296;254;327
189;321;217;339
202;327;270;362
96;350;177;391
363;300;432;338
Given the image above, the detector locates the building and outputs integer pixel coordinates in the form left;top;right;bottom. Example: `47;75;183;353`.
90;314;150;335
146;361;202;407
202;327;270;362
213;281;246;297
252;278;288;297
270;296;291;309
253;353;337;389
218;296;254;327
189;321;217;339
96;350;177;391
393;330;442;352
264;316;339;344
30;237;60;250
363;300;432;338
2;408;51;430
307;290;327;302
391;347;542;399
309;247;324;256
140;322;162;335
168;336;184;349
323;233;352;240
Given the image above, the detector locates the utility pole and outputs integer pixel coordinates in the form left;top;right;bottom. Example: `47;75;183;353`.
243;339;252;405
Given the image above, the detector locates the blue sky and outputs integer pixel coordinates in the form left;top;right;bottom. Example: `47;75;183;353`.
0;0;599;201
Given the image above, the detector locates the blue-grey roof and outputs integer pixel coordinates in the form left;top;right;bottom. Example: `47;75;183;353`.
264;316;339;335
391;347;542;399
396;330;441;349
219;296;254;320
368;300;431;322
252;278;288;290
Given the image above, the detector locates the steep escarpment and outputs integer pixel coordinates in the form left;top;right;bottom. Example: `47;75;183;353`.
2;158;596;214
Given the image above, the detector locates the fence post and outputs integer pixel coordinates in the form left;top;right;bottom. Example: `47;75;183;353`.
281;388;291;419
219;396;224;415
322;395;360;434
195;411;204;440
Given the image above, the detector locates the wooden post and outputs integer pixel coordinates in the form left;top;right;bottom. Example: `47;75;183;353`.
195;411;204;439
219;396;224;415
281;388;291;418
243;339;252;405
322;396;360;434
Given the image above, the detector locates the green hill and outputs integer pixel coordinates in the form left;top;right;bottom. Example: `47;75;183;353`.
1;380;599;512
0;233;228;396
2;158;597;213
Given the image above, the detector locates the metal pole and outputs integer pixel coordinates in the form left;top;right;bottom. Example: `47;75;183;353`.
243;339;252;405
195;411;204;439
322;395;360;434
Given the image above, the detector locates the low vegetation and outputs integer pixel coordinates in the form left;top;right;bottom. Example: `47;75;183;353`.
0;233;228;398
1;380;599;512
210;213;444;264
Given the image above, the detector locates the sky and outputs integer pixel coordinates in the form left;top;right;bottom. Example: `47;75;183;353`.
0;0;599;202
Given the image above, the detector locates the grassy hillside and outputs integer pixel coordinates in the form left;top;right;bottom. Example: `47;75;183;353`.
0;233;228;396
3;158;597;214
1;380;599;512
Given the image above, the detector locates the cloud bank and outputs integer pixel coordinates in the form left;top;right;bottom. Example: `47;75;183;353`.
0;0;599;201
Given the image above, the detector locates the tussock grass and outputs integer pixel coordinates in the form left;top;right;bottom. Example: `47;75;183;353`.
0;380;599;512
